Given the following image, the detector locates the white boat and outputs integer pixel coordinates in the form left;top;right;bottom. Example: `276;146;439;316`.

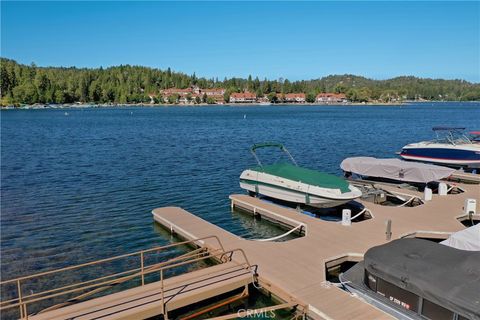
440;224;480;251
340;157;463;206
399;127;480;169
239;143;362;208
341;157;456;184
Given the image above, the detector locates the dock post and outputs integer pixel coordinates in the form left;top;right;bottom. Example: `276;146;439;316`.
424;187;432;201
161;269;168;319
17;279;24;319
385;219;392;240
140;251;145;286
341;209;352;226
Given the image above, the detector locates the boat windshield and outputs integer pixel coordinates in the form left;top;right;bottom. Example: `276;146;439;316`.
432;127;472;145
250;142;298;167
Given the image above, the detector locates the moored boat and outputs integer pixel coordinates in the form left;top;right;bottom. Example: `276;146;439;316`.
340;238;480;320
239;143;362;208
341;157;456;185
340;157;463;206
399;127;480;169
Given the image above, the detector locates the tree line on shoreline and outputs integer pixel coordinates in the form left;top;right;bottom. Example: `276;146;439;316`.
1;57;479;106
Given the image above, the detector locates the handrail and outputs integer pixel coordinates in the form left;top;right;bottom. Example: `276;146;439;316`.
0;244;253;319
1;247;212;306
2;248;251;309
36;248;211;314
0;235;224;285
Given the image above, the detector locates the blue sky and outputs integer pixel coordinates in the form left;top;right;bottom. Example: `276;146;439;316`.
1;1;479;82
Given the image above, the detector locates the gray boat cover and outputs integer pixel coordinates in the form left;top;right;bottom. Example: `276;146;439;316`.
341;157;455;183
441;224;480;251
365;238;480;319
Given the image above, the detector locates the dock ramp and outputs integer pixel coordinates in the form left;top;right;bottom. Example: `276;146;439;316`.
0;237;256;320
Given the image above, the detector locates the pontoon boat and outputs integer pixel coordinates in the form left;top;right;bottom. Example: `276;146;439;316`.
340;239;480;320
240;143;362;208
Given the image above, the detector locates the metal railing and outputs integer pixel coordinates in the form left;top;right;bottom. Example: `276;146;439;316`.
0;235;255;319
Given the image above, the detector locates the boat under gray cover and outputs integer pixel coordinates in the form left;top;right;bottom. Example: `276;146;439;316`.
364;238;480;319
340;157;456;183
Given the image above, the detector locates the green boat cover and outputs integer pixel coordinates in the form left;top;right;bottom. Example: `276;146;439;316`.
252;162;350;193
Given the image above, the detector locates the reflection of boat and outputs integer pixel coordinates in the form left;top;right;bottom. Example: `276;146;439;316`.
239;143;362;208
399;127;480;169
340;238;480;320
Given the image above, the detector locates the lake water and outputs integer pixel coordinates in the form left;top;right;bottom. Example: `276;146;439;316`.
1;102;479;281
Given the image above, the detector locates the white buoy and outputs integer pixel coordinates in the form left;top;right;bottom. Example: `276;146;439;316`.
424;187;433;201
438;183;448;196
342;209;351;226
243;114;246;119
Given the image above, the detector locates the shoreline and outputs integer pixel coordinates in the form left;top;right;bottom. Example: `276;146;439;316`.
2;100;479;110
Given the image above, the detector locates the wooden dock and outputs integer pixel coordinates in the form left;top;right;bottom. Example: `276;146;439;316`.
152;180;479;319
0;237;256;320
29;262;252;320
2;177;477;320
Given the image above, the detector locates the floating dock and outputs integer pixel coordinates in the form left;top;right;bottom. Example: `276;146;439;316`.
152;180;479;320
2;178;478;319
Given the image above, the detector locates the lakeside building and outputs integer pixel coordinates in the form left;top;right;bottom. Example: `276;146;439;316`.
202;88;226;96
229;92;257;103
160;87;226;104
257;96;270;103
201;88;225;104
316;93;348;103
284;93;306;103
275;93;306;103
157;88;347;104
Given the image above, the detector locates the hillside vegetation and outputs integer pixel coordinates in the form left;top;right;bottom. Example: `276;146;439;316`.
1;58;479;105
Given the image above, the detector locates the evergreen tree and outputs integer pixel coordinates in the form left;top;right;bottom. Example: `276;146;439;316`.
1;57;479;106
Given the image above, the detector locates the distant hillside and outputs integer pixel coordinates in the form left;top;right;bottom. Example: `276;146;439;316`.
1;58;479;106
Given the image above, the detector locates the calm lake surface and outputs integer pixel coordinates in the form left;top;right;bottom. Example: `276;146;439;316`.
1;102;479;280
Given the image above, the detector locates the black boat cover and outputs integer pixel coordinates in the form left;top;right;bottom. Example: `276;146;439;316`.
365;238;480;319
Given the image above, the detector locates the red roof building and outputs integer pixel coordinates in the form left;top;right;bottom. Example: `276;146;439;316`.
202;88;226;96
229;92;257;103
284;93;306;103
161;88;193;96
316;93;348;103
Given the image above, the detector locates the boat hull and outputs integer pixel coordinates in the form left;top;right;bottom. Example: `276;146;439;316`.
239;169;362;208
400;145;480;168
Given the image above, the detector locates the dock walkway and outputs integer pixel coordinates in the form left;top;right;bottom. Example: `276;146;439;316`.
152;181;479;319
29;262;252;320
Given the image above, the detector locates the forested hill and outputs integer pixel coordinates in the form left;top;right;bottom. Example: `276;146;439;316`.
1;57;479;105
